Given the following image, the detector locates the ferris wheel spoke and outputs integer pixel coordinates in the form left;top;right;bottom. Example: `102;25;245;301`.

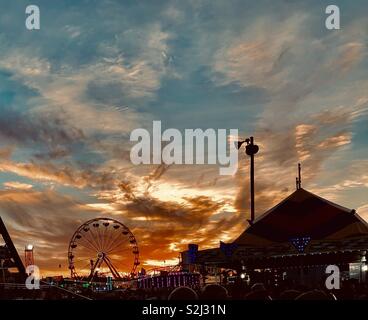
89;227;101;251
97;228;106;251
106;242;127;255
104;230;124;252
106;237;133;254
84;228;103;252
105;228;122;253
104;226;114;251
78;235;101;253
88;226;103;251
108;247;133;255
104;227;117;252
107;247;133;256
83;226;97;250
71;244;96;258
101;223;108;250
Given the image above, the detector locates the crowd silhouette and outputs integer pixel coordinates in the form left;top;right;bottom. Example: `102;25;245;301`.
1;278;368;300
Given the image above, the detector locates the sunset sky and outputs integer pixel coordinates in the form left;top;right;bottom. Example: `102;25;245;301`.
0;0;367;276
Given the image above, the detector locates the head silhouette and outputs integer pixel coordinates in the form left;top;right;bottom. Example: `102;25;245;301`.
295;290;331;300
168;286;198;300
201;284;229;300
279;290;301;300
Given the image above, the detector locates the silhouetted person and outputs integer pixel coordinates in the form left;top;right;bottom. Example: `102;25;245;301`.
295;290;331;300
243;283;272;300
200;284;229;300
251;283;266;292
168;286;198;300
279;290;301;300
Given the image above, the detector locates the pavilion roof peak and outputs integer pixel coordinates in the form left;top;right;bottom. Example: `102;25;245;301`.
233;187;366;245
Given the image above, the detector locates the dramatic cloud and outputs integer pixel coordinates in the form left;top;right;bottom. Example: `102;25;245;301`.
3;181;33;190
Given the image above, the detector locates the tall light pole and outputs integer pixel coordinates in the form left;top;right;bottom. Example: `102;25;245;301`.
236;136;259;224
25;244;34;268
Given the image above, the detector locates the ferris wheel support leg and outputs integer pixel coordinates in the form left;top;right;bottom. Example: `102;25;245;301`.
104;256;121;280
88;256;103;283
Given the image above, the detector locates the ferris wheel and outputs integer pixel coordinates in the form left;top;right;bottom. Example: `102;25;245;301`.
68;218;140;281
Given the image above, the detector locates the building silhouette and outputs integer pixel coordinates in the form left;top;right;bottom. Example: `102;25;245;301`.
0;217;26;283
182;188;368;286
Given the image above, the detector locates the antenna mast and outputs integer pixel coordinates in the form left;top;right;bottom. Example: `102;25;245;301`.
296;163;302;190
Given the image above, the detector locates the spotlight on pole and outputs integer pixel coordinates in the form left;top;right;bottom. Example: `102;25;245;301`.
235;140;245;150
236;136;259;224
